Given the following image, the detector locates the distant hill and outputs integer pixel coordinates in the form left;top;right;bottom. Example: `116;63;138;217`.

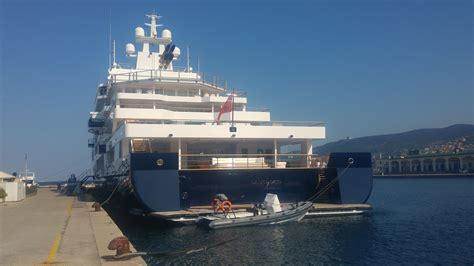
314;124;474;155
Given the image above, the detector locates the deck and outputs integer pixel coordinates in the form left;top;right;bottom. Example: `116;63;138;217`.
149;203;372;224
0;188;146;265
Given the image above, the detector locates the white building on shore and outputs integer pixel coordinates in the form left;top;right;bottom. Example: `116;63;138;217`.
0;171;26;202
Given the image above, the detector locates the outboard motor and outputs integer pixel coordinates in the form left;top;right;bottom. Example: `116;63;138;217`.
263;193;282;213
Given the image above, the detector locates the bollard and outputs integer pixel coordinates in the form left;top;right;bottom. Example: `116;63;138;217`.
108;236;131;256
92;202;102;212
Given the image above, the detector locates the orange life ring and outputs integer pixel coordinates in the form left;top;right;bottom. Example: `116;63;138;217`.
218;200;233;212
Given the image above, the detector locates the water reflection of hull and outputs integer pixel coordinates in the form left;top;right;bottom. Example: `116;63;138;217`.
100;152;373;214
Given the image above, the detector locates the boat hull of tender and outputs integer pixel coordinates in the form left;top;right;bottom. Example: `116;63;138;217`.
196;201;314;229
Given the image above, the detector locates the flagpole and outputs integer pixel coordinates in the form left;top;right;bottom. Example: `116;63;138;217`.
231;88;235;127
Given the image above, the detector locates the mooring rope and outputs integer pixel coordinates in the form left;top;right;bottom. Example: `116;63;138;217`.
111;237;237;260
307;158;354;202
100;177;126;206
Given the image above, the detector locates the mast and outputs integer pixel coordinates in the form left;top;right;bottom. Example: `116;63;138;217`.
186;45;190;71
24;153;28;173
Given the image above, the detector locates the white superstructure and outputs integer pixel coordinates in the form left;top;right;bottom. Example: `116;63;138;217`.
89;13;325;177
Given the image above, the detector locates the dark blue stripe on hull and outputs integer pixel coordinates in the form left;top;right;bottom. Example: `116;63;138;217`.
127;152;373;213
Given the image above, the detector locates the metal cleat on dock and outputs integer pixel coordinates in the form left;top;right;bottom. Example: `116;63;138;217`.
92;202;102;212
108;236;131;257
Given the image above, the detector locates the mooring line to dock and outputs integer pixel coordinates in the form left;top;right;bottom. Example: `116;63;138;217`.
44;199;74;265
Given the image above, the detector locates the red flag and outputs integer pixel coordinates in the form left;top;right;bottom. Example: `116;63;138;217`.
216;94;233;122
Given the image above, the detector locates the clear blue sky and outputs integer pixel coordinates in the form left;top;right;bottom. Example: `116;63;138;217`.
1;0;472;181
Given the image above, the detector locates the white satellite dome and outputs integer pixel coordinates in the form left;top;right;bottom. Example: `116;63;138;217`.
126;43;136;55
162;29;172;40
173;47;181;58
135;27;145;38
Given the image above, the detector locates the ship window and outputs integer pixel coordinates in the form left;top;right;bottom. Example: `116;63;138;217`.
164;89;175;96
265;149;273;162
241;148;248;155
155;88;163;95
257;149;264;155
177;89;188;96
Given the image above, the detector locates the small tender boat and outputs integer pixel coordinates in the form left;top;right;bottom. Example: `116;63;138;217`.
195;194;313;229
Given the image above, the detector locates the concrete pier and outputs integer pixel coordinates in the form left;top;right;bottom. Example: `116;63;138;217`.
0;188;145;265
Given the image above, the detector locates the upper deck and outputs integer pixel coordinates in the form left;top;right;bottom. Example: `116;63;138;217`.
88;13;326;175
110;67;225;94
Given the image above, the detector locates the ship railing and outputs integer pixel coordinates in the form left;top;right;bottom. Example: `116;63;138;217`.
116;104;269;113
117;89;247;98
123;119;325;127
110;68;247;95
180;153;324;170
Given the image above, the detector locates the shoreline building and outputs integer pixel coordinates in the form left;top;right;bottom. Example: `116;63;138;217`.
373;151;474;174
0;171;26;202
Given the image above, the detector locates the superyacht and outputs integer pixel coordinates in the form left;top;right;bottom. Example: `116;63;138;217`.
88;13;373;216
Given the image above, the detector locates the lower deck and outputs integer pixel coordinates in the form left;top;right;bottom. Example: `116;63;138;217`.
148;203;372;224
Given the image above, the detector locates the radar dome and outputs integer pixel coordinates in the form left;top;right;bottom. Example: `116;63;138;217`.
126;43;136;55
135;27;145;38
173;47;181;58
162;29;172;40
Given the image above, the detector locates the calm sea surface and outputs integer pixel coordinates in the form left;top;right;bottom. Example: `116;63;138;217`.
112;176;474;265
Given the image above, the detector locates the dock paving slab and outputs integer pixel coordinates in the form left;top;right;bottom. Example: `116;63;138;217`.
0;188;74;265
0;188;146;265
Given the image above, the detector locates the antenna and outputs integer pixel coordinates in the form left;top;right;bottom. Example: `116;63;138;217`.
186;45;190;72
108;9;112;69
197;56;200;73
112;40;116;67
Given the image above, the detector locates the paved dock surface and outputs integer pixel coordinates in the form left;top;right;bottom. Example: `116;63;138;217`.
0;188;145;265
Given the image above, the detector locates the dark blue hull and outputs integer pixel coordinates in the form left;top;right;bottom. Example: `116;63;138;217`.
179;168;319;207
122;152;373;213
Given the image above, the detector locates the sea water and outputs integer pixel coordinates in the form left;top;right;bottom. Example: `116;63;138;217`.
113;176;474;264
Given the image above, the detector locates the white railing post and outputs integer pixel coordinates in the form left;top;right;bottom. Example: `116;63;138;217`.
178;139;182;170
274;139;278;168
